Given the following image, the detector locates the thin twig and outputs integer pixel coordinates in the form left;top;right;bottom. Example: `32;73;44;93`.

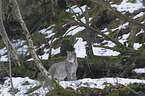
30;14;49;33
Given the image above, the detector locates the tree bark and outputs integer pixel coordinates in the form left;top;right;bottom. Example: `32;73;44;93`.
51;0;58;20
0;0;21;67
0;0;15;95
85;7;94;57
128;26;136;48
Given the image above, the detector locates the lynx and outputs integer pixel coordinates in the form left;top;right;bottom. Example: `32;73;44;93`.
48;51;78;81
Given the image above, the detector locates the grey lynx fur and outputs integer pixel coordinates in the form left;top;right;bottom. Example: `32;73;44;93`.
48;51;78;81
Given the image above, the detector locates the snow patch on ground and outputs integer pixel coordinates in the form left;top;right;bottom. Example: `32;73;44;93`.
0;77;48;96
28;47;60;61
133;12;145;19
133;68;145;73
63;26;85;36
74;38;87;58
111;0;144;13
118;33;130;44
66;5;88;15
112;22;129;32
93;46;120;56
39;24;55;38
1;77;145;96
134;43;142;50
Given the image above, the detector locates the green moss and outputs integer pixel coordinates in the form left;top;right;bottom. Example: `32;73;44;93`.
129;83;145;92
53;79;77;96
83;82;90;86
25;70;35;78
45;77;77;96
120;86;137;95
110;86;137;96
77;87;101;96
25;85;42;94
111;0;123;4
127;0;136;3
32;32;48;47
110;90;119;96
8;88;20;94
22;81;30;85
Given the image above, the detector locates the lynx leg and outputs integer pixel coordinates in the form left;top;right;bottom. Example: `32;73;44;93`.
66;71;76;81
72;72;76;80
66;70;71;80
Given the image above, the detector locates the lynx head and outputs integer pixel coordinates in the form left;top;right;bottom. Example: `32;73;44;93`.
66;51;76;63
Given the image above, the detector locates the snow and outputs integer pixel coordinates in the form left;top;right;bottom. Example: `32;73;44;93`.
133;12;145;19
51;47;60;56
74;38;87;58
11;39;26;49
60;77;145;90
112;22;129;32
101;28;108;32
111;0;144;13
39;44;45;48
136;29;144;36
0;77;48;96
93;46;120;56
39;24;55;38
63;26;85;36
133;68;145;73
66;5;90;22
17;45;28;54
66;5;88;15
133;43;142;50
118;33;130;44
28;47;60;60
0;55;8;61
1;77;145;95
0;47;7;55
0;47;8;61
64;5;91;36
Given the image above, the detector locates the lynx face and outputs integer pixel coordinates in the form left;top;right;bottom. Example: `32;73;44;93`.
66;51;76;63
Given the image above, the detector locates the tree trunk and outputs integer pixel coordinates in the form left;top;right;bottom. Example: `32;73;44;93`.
49;36;54;59
11;0;76;95
7;41;15;96
12;0;52;80
51;0;58;20
85;7;94;57
0;1;15;95
0;0;21;67
128;26;136;48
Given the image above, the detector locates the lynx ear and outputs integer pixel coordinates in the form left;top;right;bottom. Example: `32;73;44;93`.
66;51;70;53
72;51;75;53
66;51;75;53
